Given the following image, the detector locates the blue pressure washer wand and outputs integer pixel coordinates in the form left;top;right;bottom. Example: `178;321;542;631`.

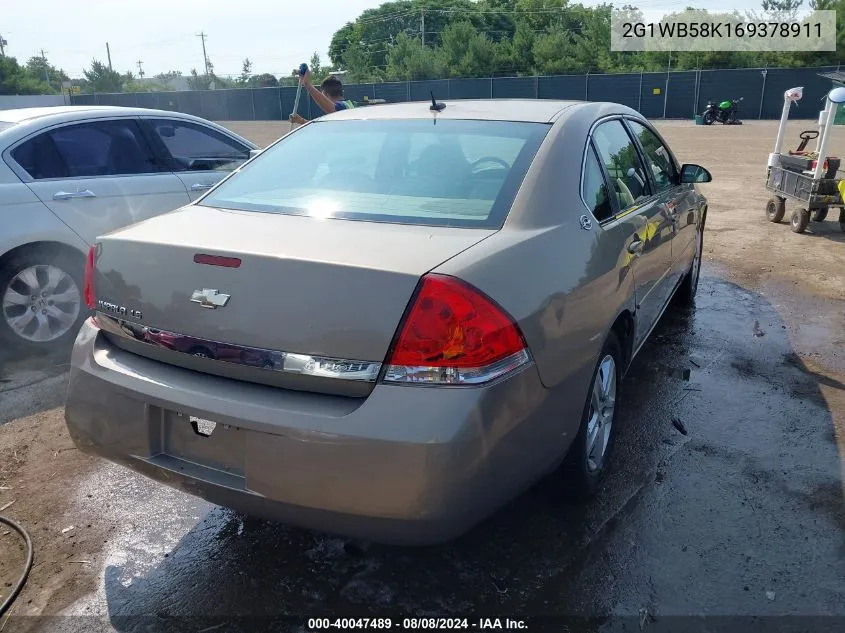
291;63;309;120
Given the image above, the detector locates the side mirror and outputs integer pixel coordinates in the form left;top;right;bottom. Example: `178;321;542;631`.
680;163;712;184
158;125;176;138
249;148;262;159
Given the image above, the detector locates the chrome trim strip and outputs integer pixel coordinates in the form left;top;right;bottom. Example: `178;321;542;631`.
94;313;382;382
383;349;531;386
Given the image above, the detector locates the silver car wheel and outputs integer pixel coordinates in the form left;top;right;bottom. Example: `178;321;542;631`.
586;354;617;473
2;265;81;343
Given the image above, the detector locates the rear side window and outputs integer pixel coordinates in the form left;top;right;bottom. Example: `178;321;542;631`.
13;120;159;179
199;119;550;229
48;120;159;177
147;119;250;172
11;133;68;179
582;146;613;222
591;120;651;211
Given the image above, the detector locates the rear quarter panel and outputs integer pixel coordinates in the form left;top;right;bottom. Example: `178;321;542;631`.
437;104;636;390
0;163;88;258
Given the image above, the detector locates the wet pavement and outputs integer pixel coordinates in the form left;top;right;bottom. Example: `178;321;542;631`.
3;270;845;632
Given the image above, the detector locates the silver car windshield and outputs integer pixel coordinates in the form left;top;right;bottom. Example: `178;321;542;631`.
199;119;550;229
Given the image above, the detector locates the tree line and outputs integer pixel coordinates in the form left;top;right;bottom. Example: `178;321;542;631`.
0;50;332;95
329;0;845;83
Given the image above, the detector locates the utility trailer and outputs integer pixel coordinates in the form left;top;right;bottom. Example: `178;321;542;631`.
765;85;845;233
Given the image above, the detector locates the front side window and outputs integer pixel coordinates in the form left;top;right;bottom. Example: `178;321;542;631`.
199;119;550;229
582;145;613;222
591;120;651;211
626;120;679;194
148;119;250;172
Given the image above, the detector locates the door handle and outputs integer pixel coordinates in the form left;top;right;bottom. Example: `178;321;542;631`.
190;183;213;192
53;189;96;200
627;238;644;254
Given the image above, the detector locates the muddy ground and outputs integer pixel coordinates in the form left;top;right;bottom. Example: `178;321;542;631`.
0;119;843;632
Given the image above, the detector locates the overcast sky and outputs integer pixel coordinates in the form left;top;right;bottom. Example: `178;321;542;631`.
2;0;767;78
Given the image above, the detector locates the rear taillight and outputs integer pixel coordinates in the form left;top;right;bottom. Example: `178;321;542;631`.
383;274;530;385
83;245;96;309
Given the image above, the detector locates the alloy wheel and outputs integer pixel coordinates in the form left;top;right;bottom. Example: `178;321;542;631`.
2;265;81;343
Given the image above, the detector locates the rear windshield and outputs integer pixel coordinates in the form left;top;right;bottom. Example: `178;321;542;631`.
199;119;550;229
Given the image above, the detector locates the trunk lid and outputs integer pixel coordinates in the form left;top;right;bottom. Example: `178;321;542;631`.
94;205;495;395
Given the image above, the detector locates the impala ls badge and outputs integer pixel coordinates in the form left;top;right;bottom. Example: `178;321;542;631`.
191;288;230;309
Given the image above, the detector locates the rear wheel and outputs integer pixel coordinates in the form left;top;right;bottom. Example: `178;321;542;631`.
676;221;703;305
562;331;621;499
766;197;785;223
791;208;810;233
811;208;828;222
0;247;86;354
189;346;215;359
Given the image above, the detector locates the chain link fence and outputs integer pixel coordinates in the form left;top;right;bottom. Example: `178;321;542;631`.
71;65;841;121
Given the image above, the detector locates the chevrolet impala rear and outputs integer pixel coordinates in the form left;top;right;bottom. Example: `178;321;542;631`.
64;103;596;545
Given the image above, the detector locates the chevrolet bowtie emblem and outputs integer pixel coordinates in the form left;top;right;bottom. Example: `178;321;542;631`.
190;288;230;309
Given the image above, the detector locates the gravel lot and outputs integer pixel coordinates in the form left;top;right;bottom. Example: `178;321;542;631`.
1;118;843;632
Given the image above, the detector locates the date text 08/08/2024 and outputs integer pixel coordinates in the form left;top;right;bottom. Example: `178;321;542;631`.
307;618;528;630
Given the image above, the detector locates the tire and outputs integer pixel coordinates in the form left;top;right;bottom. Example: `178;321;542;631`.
189;346;215;359
811;208;828;222
675;221;703;305
561;331;622;499
766;197;785;223
840;208;845;230
0;247;87;355
791;208;810;233
702;112;715;125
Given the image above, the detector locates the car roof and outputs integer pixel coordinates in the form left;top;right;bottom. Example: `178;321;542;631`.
323;99;587;123
0;105;257;149
0;105;208;125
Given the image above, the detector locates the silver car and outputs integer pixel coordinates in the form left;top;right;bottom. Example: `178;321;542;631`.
64;99;711;545
0;106;257;353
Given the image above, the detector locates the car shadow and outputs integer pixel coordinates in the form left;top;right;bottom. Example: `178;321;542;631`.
74;273;845;630
0;343;72;425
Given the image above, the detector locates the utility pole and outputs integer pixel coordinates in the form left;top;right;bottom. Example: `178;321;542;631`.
662;50;672;119
420;9;425;47
40;48;51;87
197;32;210;77
0;34;7;57
136;59;144;77
106;42;113;70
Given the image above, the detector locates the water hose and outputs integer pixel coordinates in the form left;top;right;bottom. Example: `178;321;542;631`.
0;514;33;618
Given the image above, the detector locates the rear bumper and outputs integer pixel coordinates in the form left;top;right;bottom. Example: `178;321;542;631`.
65;319;584;545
